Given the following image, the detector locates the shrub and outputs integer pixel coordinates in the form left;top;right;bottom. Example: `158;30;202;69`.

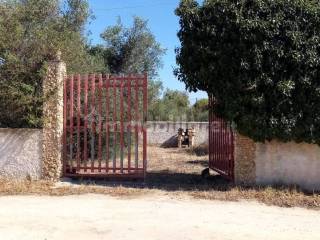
175;0;320;144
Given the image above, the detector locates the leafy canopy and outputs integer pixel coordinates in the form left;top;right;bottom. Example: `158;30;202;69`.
0;0;104;128
89;16;166;79
175;0;320;144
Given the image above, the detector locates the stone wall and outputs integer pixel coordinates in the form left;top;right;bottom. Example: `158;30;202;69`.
146;121;208;147
234;133;256;185
42;55;66;180
234;133;320;191
0;129;42;180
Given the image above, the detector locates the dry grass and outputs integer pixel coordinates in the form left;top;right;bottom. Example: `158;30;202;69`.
189;186;320;209
0;145;319;209
0;179;151;198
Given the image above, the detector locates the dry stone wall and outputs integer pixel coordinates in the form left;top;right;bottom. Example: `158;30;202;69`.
42;56;66;180
234;133;256;185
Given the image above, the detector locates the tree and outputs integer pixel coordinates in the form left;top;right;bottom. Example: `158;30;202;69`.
191;98;208;122
0;0;104;128
175;0;320;144
90;16;166;79
148;80;164;120
89;16;166;120
160;89;190;121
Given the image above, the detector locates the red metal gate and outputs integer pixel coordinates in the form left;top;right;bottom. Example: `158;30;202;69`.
208;97;234;181
63;74;148;178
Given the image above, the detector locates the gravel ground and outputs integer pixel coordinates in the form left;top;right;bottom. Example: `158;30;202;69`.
0;194;319;240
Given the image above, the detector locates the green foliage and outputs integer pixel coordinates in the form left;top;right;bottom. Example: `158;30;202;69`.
89;16;166;79
175;0;320;144
0;0;104;128
88;16;168;121
149;89;192;121
191;98;208;122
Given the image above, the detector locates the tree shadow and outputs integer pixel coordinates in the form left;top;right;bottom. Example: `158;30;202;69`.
186;160;208;167
69;170;234;192
160;136;178;148
64;170;320;195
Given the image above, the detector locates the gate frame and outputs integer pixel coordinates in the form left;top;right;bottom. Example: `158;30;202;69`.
62;73;148;179
208;96;235;181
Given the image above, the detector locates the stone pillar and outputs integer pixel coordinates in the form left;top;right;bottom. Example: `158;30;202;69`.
234;133;256;185
42;52;66;180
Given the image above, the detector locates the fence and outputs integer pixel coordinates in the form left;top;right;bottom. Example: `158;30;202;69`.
63;74;148;178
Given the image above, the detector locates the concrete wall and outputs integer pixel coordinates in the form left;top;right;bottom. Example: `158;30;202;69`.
235;134;320;191
0;129;42;180
146;121;208;147
255;141;320;191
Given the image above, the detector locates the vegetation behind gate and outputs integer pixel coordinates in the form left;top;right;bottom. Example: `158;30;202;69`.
175;0;320;145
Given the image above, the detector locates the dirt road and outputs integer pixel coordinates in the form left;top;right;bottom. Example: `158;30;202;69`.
0;194;319;240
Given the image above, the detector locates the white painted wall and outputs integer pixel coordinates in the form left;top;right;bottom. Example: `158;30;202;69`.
255;140;320;191
0;129;42;180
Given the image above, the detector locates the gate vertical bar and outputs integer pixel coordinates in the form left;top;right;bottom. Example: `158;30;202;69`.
134;77;139;171
84;74;88;172
219;116;222;169
105;74;110;172
113;77;117;173
208;96;211;169
143;73;148;175
76;74;81;171
69;75;74;171
90;74;96;172
209;96;211;167
63;76;68;175
127;75;132;173
223;117;227;173
98;74;103;172
230;124;235;179
120;77;124;173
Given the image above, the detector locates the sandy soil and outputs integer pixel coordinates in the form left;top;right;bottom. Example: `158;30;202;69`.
0;194;319;240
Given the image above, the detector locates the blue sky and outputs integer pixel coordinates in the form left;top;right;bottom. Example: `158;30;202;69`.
86;0;207;103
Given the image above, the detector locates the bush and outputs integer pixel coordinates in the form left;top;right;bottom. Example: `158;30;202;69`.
0;0;104;128
175;0;320;144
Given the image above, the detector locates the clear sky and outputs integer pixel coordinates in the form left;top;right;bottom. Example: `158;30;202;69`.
86;0;207;103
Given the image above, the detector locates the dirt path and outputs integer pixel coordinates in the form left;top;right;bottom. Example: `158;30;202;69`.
0;194;319;240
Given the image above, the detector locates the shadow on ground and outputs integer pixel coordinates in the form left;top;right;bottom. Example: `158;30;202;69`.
65;171;234;192
186;160;208;167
